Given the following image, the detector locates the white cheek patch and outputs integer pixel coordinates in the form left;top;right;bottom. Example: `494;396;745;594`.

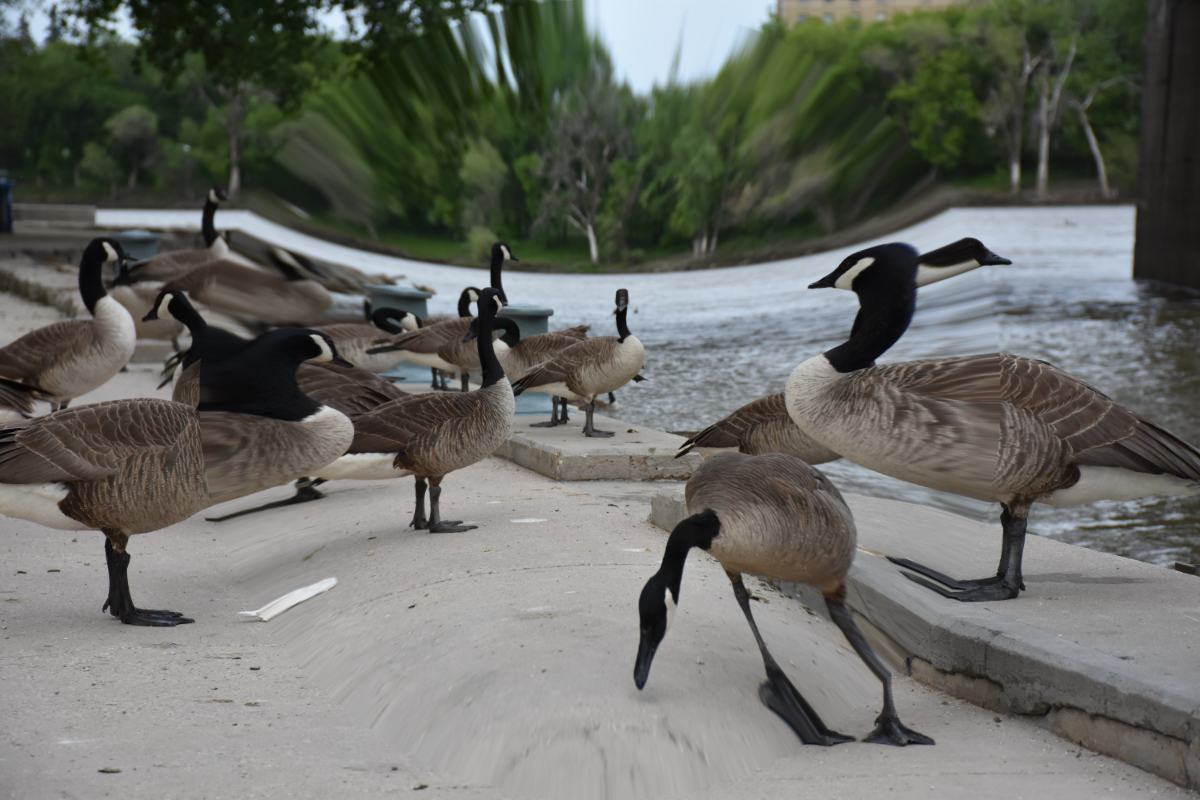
501;245;512;261
468;289;480;302
400;313;419;332
102;242;119;263
492;295;504;313
310;334;334;362
154;293;173;321
664;592;676;632
209;188;220;204
915;259;980;287
834;257;875;290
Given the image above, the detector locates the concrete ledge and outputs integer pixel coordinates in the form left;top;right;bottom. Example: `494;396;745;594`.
495;413;703;481
650;484;1200;790
13;203;97;226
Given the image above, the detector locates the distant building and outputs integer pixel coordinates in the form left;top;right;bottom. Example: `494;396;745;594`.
777;0;960;24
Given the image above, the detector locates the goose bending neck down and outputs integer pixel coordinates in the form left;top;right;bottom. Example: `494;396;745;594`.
786;240;1200;602
635;453;933;746
312;287;515;533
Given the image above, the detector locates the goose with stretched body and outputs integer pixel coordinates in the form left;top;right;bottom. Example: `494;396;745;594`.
676;238;1009;460
635;451;933;747
312;288;515;533
142;290;248;407
366;301;510;393
162;248;332;326
122;187;231;284
785;241;1200;602
0;238;137;412
511;289;645;437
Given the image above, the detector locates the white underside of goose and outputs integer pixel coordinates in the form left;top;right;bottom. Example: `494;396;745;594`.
313;452;413;482
396;351;462;374
45;296;137;400
0;482;90;531
1041;467;1198;507
523;380;585;402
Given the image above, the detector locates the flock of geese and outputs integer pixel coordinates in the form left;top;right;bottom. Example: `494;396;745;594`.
2;197;1199;750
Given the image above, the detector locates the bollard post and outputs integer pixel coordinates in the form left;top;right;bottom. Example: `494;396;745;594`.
112;230;162;260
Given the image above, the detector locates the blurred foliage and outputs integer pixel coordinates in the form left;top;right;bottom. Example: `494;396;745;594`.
2;0;1146;264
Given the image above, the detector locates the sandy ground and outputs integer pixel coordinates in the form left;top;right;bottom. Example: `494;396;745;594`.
0;289;1194;799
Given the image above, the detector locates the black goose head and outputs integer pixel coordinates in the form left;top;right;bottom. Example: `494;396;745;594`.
809;243;920;294
458;286;482;317
142;288;202;329
914;238;1011;287
490;244;515;304
371;307;416;335
80;237;133;314
208;186;230;205
634;509;720;690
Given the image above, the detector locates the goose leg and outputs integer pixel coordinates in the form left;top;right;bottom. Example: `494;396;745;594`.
427;479;475;533
559;400;570;424
583;401;614;438
411;477;430;529
531;397;564;427
825;595;933;746
729;575;853;746
460;372;470;393
430;368;442;390
893;504;1027;601
102;538;193;626
204;478;327;521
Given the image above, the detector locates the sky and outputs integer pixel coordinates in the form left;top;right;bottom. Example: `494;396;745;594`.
4;0;772;94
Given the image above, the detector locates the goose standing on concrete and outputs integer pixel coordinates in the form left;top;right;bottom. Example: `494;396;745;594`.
162;250;332;325
0;397;209;626
198;328;356;509
142;289;247;406
786;242;1200;601
635;451;933;746
122;187;230;284
677;238;1010;460
512;289;645;437
420;287;481;389
0;238;137;411
489;316;593;427
109;261;185;348
313;307;416;373
313;288;514;533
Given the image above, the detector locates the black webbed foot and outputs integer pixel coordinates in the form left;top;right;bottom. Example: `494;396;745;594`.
584;428;615;438
759;666;854;746
529;419;562;428
887;557;1025;591
864;714;935;746
428;521;476;533
205;480;325;522
120;609;195;627
901;572;1021;601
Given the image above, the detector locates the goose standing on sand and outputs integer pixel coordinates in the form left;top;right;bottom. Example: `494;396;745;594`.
512;289;645;437
786;242;1200;601
635;451;933;746
313;288;514;533
0;238;137;412
122;187;230;284
676;238;1010;460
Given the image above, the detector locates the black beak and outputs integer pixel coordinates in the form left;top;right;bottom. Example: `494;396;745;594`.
978;249;1012;266
141;311;158;322
808;272;838;289
633;629;660;690
462;319;480;343
332;353;353;368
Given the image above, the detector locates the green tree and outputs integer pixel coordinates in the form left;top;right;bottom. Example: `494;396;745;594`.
103;103;158;187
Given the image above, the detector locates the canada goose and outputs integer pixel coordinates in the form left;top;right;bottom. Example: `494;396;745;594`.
635;451;933;746
162;252;333;326
313;287;515;533
142;289;247;406
366;307;509;393
413;287;481;390
0;397;210;626
488;242;516;304
313;307;417;373
511;289;644;437
110;261;186;347
123;187;231;284
197;328;356;508
677;239;1008;460
487;316;593;427
786;242;1200;601
0;238;137;412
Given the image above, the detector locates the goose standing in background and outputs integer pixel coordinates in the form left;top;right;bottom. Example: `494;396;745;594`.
313;307;416;373
0;397;209;626
163;251;332;325
487;242;516;304
635;452;933;747
142;289;247;406
489;316;591;427
417;287;481;390
512;289;644;437
122;187;230;284
0;238;137;411
313;288;514;533
109;261;186;348
677;238;1010;460
366;300;508;393
786;242;1200;601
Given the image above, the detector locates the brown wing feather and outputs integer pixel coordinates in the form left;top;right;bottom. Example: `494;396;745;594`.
0;321;94;384
678;393;840;463
295;362;409;417
372;318;469;355
514;337;619;394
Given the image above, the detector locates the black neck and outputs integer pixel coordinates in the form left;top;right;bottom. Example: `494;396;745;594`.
476;305;506;389
492;316;520;347
824;280;917;373
457;292;475;317
202;196;220;247
186;326;246;369
658;512;720;600
371;307;405;335
79;249;108;315
489;256;507;304
197;340;320;421
615;307;632;343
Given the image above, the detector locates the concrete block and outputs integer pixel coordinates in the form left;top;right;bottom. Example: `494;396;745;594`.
1043;707;1192;788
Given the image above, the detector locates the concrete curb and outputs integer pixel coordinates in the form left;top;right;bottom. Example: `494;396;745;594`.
495;414;703;481
650;485;1200;790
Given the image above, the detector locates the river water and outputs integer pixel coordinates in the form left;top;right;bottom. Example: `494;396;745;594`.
99;205;1200;566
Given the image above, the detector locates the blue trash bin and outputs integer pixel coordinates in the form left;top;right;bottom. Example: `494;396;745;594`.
111;230;162;260
0;171;14;234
